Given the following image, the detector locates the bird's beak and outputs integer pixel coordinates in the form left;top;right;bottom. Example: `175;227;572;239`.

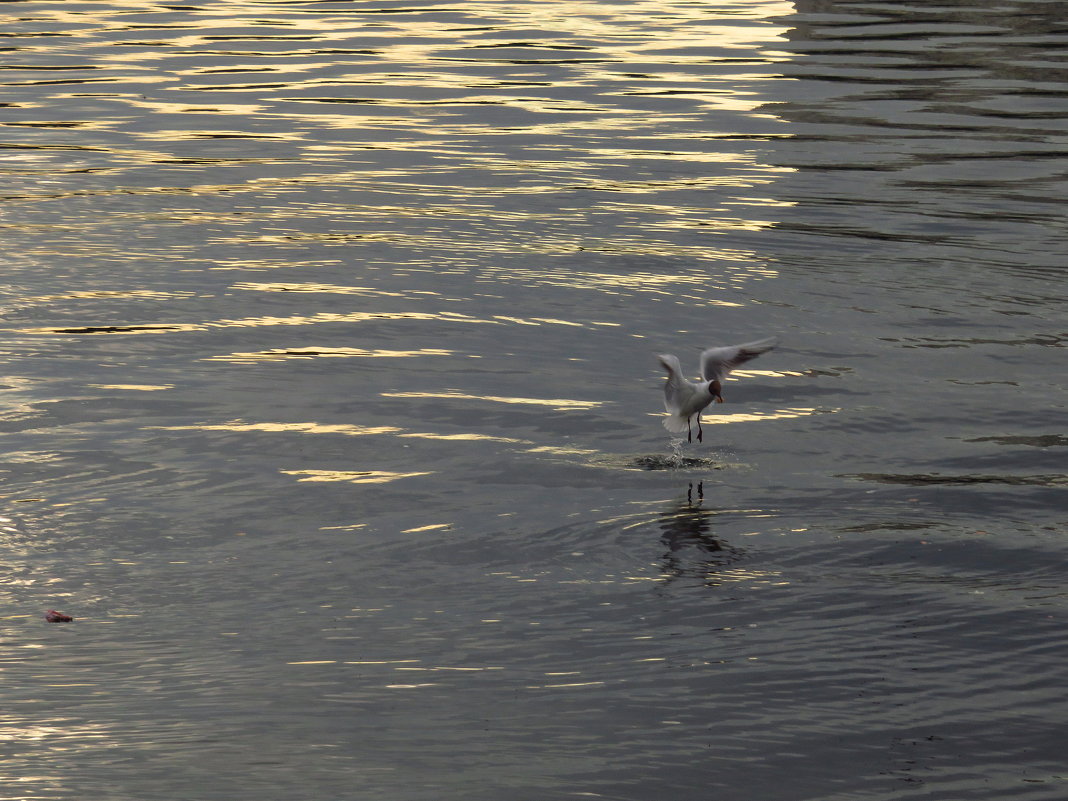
715;395;724;403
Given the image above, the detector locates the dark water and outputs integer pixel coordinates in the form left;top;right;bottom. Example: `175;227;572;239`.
2;1;1066;798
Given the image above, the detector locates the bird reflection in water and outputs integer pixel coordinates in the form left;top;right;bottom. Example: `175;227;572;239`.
658;482;743;586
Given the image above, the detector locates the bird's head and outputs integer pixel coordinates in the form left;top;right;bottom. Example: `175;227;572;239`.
709;379;724;403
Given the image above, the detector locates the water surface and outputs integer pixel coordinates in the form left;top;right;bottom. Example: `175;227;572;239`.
2;1;1066;799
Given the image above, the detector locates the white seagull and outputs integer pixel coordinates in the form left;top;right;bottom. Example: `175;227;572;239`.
657;337;778;443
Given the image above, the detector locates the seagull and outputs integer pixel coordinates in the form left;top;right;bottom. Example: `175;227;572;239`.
658;337;777;443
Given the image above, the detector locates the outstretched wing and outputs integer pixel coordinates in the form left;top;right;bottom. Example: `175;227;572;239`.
657;353;691;415
700;337;777;381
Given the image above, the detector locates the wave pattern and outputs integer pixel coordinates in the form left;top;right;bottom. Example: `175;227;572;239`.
2;2;1067;800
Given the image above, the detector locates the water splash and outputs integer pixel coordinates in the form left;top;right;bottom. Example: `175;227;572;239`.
623;439;719;470
669;437;686;469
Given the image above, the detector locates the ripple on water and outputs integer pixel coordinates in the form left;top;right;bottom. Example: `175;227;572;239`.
2;1;1068;799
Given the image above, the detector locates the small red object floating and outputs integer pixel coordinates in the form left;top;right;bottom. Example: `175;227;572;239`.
45;610;73;623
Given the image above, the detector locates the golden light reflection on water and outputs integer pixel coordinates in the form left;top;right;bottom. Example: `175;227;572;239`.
208;258;344;272
152;419;528;444
530;680;606;690
523;445;602;456
0;720;110;746
22;0;792;35
89;384;173;391
15;289;193;306
651;406;837;425
2;0;802;509
401;523;451;533
2;0;796;214
208;347;454;363
153;420;402;437
381;391;604;411
231;281;430;298
19;306;614;341
281;469;433;484
205;311;494;331
385;683;439;689
731;369;794;378
401;432;527;443
474;256;779;301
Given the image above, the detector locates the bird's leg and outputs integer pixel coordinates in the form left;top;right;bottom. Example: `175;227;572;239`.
697;412;703;443
686;417;692;443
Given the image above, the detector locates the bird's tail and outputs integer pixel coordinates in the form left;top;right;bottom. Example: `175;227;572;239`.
662;414;690;434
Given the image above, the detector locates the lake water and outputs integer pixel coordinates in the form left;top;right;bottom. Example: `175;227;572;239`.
2;1;1066;799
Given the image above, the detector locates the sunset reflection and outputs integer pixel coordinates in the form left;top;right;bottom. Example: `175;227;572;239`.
151;420;527;444
208;347;454;363
381;391;604;410
281;469;432;484
657;406;835;425
89;384;173;391
152;421;402;437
